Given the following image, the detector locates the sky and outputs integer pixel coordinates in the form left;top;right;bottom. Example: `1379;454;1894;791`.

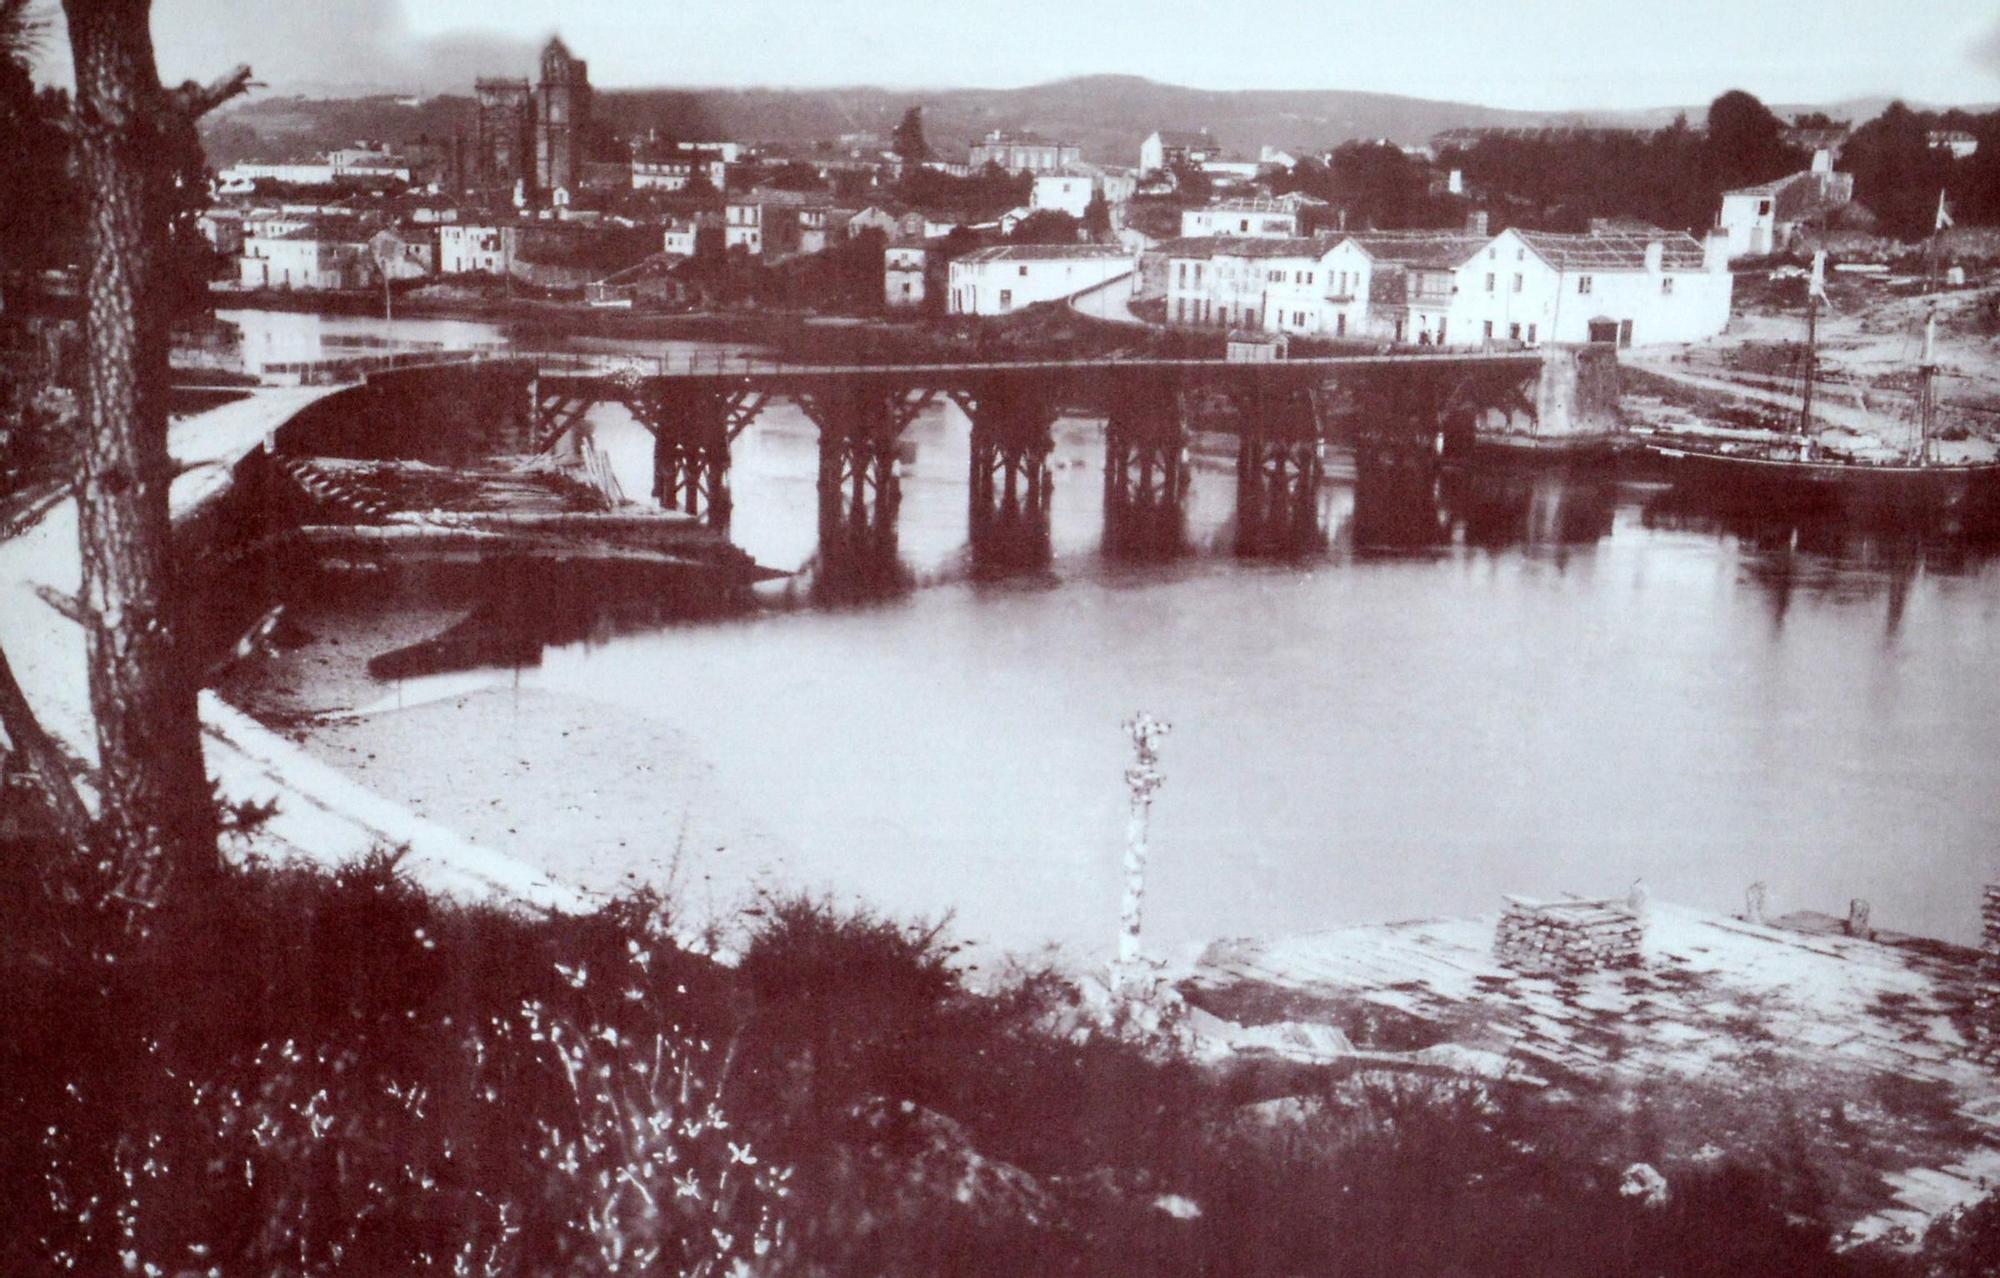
31;0;2000;112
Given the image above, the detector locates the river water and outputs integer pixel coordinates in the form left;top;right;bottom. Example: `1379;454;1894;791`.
222;312;2000;956
567;400;2000;955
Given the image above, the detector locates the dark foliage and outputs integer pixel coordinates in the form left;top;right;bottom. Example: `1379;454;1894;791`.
0;837;1954;1276
895;162;1032;221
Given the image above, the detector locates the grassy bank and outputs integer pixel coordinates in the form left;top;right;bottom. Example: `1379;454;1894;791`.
2;835;1990;1276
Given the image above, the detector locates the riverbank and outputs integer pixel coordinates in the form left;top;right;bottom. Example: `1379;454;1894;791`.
1181;900;2000;1246
217;595;808;942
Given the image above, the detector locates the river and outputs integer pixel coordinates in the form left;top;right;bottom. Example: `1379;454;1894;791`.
222;312;2000;958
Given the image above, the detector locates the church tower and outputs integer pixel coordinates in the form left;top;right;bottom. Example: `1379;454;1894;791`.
535;37;592;197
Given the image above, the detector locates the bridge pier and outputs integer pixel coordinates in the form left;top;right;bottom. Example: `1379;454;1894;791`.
796;380;934;538
1233;383;1327;557
1103;384;1191;559
618;383;768;528
952;383;1059;574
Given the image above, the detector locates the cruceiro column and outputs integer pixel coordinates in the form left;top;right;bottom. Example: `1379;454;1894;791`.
1114;712;1171;993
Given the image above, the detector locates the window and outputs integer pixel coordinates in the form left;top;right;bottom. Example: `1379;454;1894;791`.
1240;220;1250;232
1018;265;1028;277
903;283;913;295
1305;271;1314;284
1512;273;1523;293
1508;323;1520;340
1482;320;1493;339
999;289;1012;309
1178;263;1187;286
1661;276;1675;295
1485;272;1496;293
1194;264;1203;285
1437;318;1447;343
1336;314;1346;336
1526;323;1536;343
1577;274;1593;295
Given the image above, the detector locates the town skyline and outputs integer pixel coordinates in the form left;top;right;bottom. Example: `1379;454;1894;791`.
27;0;2000;114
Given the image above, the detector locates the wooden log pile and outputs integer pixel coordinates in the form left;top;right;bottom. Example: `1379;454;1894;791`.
1494;896;1644;975
1974;885;2000;1057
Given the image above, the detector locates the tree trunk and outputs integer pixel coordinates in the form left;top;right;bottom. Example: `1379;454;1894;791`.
62;0;216;897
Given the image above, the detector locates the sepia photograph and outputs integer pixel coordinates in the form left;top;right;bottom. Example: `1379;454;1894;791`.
4;0;2000;1272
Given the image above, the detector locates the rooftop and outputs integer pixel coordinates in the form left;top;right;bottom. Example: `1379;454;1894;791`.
955;243;1132;264
1340;232;1489;269
1512;228;1709;271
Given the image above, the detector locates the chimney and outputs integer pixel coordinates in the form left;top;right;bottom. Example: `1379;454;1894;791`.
1466;209;1489;237
1703;229;1730;273
1447;168;1463;195
1644;239;1664;273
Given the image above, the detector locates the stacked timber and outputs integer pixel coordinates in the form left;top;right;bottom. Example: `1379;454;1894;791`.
1975;885;2000;1057
1494;896;1644;975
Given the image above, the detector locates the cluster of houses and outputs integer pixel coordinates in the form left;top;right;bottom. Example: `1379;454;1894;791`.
200;34;1915;350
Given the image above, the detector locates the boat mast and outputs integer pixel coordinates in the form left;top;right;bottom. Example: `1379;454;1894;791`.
1799;251;1822;450
1916;307;1938;466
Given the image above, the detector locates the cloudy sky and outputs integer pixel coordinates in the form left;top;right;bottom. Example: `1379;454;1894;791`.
33;0;2000;111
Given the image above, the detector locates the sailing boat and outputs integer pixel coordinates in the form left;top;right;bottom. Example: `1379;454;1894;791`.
1645;233;2000;525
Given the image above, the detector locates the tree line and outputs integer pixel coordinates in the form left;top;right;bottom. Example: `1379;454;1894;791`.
1432;90;2000;242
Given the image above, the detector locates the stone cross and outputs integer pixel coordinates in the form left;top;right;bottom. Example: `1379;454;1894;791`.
1114;712;1170;990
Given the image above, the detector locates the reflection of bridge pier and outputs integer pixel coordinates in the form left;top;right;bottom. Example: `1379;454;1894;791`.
952;381;1059;574
1232;382;1328;557
1103;380;1190;560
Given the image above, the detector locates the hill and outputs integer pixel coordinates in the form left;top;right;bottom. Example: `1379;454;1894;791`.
200;76;2000;172
198;75;1689;170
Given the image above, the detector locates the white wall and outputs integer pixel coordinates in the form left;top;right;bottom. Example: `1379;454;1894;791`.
947;253;1132;315
1717;191;1776;259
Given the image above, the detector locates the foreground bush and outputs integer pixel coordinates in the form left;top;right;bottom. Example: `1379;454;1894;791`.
0;839;1963;1275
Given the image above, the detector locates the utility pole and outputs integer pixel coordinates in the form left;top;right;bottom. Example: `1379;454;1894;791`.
1114;712;1170;992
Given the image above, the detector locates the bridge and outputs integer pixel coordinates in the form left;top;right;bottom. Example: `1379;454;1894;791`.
329;344;1615;585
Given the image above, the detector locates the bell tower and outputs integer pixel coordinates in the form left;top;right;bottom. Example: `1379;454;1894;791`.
535;37;592;198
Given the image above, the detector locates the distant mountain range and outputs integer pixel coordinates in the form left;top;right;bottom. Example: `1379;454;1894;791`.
201;74;1980;169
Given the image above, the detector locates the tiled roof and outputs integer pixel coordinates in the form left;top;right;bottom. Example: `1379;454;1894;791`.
1210;235;1334;259
274;221;369;244
1155;130;1216;148
1513;229;1708;271
955;243;1132;263
732;188;832;208
1340;233;1488;269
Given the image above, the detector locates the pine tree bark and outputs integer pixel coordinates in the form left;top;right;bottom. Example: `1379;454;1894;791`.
60;0;231;897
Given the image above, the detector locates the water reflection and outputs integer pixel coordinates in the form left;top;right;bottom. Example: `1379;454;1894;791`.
1641;489;2000;640
362;560;755;680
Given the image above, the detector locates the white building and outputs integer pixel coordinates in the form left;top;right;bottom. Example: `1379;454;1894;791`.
1715;151;1854;260
632;153;727;192
967;131;1082;174
1928;130;1979;160
1162;225;1734;349
1318;233;1489;344
1162;236;1343;335
723;189;832;257
1491;228;1733;347
237;223;374;290
885;240;935;309
1029;165;1137;220
1180;195;1320;240
438;223;509;275
947;244;1133;315
1139;129;1219;175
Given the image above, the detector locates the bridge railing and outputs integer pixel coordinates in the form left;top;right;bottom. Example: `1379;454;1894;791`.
517;345;1551;382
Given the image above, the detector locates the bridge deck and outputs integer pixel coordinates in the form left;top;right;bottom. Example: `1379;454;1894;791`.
523;349;1545;386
